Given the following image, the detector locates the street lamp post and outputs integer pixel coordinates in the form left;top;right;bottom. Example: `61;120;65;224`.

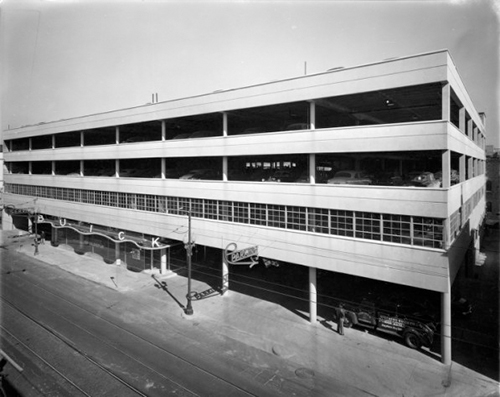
33;212;39;256
183;209;194;315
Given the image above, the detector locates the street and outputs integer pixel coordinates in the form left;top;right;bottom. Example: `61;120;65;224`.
1;230;498;397
0;243;365;397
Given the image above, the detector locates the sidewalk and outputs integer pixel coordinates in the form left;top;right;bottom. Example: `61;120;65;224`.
3;230;499;397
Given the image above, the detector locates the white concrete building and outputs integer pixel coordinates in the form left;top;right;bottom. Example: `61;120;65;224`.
2;50;486;364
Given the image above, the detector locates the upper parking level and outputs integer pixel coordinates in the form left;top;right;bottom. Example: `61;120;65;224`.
3;50;486;149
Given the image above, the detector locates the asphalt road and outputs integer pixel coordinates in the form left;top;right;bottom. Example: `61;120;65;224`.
0;250;277;397
0;246;367;397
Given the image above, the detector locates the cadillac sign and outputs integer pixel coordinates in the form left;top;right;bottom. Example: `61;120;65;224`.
224;243;259;268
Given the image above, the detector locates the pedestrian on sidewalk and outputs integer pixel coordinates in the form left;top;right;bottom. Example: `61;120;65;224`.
40;231;45;245
336;304;346;335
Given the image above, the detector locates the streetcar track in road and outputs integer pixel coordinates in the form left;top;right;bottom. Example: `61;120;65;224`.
1;299;157;397
1;267;260;397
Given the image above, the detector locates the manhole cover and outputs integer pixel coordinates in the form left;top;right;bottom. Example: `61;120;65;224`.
295;368;315;379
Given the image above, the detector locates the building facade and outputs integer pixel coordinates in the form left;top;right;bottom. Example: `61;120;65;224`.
2;50;486;364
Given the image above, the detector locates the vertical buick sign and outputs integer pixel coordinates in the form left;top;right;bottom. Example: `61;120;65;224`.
224;243;259;267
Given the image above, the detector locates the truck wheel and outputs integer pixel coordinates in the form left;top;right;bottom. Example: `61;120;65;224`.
404;331;422;349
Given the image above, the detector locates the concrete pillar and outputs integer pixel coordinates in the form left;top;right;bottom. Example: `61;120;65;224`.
51;226;58;246
441;150;451;188
115;126;120;144
222;112;228;137
115;159;120;178
80;131;84;147
161;120;166;141
222;256;229;296
441;290;452;365
459;154;466;183
309;267;317;324
441;84;450;121
309;153;316;184
80;160;84;177
222;157;228;182
161;158;166;179
52;135;55;149
160;248;167;274
115;242;121;265
309;101;316;130
459;108;466;134
51;161;56;176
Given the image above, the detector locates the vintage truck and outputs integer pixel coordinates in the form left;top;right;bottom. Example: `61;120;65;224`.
334;295;437;349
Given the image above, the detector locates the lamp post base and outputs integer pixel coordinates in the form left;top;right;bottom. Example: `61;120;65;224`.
185;305;194;315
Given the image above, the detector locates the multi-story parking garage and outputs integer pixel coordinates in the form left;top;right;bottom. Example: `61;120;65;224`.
2;50;486;364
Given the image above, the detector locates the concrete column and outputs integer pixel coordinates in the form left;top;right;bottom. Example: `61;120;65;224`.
80;160;84;177
29;138;32;151
468;157;473;179
161;158;166;179
441;290;452;365
115;126;120;144
52;135;55;149
161;120;166;141
441;150;451;188
442;217;450;250
80;131;84;147
51;226;58;246
459;154;466;183
459;108;466;134
222;256;229;296
222;157;228;182
309;153;316;184
160;248;167;274
115;242;121;265
309;101;316;130
441;84;450;121
309;267;317;324
467;119;473;139
115;159;120;178
51;161;56;176
222;112;228;137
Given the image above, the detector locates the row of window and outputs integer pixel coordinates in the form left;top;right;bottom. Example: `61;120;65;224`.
6;183;446;249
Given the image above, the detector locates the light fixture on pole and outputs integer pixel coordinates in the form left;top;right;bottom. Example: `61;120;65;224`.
180;207;194;315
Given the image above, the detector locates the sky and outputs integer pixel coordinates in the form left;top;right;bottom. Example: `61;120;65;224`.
1;0;499;147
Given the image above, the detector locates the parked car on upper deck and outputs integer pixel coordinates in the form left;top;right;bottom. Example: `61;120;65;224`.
179;169;220;180
434;169;460;186
189;130;219;138
285;123;309;131
266;170;297;182
409;172;441;188
327;170;372;185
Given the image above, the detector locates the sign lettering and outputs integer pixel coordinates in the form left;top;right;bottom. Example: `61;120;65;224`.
224;243;259;267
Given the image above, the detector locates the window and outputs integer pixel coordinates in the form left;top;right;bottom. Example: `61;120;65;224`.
331;210;354;237
382;214;411;244
413;217;443;248
287;206;306;230
219;201;233;222
205;200;218;219
268;205;285;228
308;208;329;234
250;203;267;225
355;212;380;240
234;202;249;223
